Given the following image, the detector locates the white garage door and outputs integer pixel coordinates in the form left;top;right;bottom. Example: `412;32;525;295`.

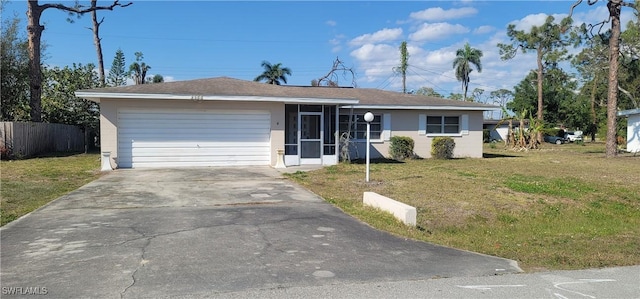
117;109;271;168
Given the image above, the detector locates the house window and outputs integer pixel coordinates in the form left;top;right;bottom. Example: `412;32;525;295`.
339;113;382;140
426;116;460;134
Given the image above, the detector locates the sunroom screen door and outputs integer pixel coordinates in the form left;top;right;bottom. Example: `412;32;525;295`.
300;113;322;164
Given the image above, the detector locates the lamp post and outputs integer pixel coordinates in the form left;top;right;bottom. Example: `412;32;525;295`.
364;112;374;182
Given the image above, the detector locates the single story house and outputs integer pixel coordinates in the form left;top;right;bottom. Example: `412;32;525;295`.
76;77;499;169
617;108;640;153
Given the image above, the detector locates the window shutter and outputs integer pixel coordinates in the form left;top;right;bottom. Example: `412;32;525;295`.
418;114;426;135
461;114;469;135
383;113;391;141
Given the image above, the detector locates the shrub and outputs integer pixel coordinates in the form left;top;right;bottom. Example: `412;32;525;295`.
483;129;490;143
1;146;12;160
431;137;455;159
389;136;415;160
543;128;560;137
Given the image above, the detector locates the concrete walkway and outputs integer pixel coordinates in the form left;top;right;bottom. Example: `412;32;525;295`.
1;167;521;298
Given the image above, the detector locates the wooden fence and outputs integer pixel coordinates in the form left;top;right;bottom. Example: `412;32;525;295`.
0;122;85;158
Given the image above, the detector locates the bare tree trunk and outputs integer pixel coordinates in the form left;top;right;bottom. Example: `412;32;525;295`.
315;57;356;87
402;71;406;94
605;0;621;158
536;46;544;144
590;73;598;142
90;0;105;87
463;83;468;102
26;0;131;122
507;119;515;148
27;1;44;122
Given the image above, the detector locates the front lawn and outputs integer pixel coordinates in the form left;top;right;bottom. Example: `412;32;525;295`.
285;142;640;271
1;153;102;226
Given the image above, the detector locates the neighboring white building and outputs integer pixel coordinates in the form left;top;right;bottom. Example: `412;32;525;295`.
483;119;529;142
618;108;640;153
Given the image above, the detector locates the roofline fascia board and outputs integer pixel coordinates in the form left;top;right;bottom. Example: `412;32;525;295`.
74;92;359;104
339;105;500;111
617;108;640;116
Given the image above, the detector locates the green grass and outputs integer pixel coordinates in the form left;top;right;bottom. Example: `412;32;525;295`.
285;142;640;271
1;152;102;226
505;175;597;198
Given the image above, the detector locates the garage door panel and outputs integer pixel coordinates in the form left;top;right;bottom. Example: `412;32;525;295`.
132;160;264;168
119;118;270;128
131;155;269;163
119;111;269;119
123;147;270;156
117;109;271;168
119;128;269;137
120;114;270;123
119;142;270;149
119;136;269;142
118;118;270;127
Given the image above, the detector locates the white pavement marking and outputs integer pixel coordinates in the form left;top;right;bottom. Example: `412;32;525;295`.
312;270;335;278
553;292;570;299
457;285;526;290
553;278;616;298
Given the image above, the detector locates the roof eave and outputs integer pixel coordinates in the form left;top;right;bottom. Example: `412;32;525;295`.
617;108;640;116
74;92;360;105
340;105;500;111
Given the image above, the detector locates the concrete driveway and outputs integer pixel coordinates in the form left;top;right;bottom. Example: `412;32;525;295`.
1;167;521;298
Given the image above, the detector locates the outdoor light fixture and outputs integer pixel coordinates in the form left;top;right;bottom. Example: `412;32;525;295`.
364;111;374;182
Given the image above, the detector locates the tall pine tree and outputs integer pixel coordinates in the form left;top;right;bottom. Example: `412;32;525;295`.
107;49;127;87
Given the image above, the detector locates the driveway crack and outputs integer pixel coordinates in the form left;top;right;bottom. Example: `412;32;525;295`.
120;227;150;299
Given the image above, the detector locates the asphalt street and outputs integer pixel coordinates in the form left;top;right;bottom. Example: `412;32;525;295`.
209;265;640;299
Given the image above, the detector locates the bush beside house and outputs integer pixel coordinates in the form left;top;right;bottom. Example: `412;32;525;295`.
389;136;415;160
431;136;455;159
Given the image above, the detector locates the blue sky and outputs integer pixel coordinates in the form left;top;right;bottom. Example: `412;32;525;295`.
1;1;636;98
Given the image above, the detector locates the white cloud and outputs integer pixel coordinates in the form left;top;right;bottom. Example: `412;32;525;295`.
510;6;635;34
330;34;346;53
473;25;495;35
409;7;478;22
349;28;403;47
326;20;337;27
347;4;638;96
348;34;535;96
569;5;635;32
349;43;405;84
409;23;469;42
350;43;397;62
423;48;456;66
510;13;568;31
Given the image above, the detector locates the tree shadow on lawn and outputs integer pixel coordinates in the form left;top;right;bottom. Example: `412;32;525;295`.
483;153;520;159
350;154;521;161
27;150;99;159
350;158;406;164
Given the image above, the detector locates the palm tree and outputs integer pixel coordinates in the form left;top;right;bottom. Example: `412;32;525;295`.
452;43;483;101
129;52;151;85
254;61;292;85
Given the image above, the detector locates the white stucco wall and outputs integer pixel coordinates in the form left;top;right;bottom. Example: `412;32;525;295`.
627;114;640;153
344;109;485;159
97;99;488;167
98;98;284;168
